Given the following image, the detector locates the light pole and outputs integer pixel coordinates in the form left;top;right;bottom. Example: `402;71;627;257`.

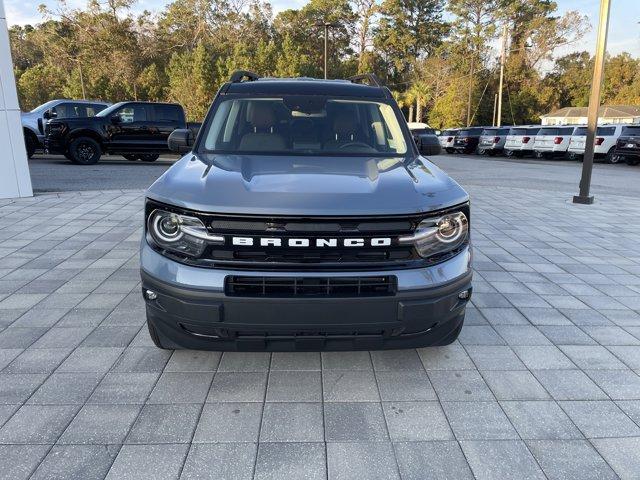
573;0;612;204
496;24;508;127
316;22;339;79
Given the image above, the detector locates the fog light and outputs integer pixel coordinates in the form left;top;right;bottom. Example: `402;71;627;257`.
145;289;157;300
458;290;470;300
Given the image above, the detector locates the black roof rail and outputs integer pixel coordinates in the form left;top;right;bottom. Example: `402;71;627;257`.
229;70;260;83
348;73;384;87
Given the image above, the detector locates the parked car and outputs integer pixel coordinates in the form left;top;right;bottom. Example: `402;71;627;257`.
614;124;640;166
439;129;459;153
478;127;511;156
21;99;110;158
504;126;541;157
533;126;577;159
452;127;484;154
44;101;200;164
141;71;472;351
407;122;441;156
567;125;624;163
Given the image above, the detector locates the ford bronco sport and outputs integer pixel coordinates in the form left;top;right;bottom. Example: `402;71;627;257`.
141;71;472;351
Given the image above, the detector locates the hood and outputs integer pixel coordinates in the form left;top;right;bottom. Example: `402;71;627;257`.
147;154;468;216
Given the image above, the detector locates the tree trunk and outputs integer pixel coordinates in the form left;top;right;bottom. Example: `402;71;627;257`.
416;97;423;123
408;105;414;123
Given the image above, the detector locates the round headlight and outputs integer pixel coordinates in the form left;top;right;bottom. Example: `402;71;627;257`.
151;212;183;242
399;211;468;259
436;214;466;243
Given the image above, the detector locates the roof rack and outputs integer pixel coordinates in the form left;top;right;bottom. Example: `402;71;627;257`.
229;70;260;83
348;74;383;87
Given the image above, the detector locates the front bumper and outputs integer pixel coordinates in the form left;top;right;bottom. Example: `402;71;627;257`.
44;136;67;155
140;242;473;351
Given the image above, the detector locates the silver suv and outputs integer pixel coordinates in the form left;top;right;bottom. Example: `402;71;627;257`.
21;99;109;157
140;72;472;352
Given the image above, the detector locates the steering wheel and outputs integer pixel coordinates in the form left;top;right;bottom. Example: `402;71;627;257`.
338;141;372;150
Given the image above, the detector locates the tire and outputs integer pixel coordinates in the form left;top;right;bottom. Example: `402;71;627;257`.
64;152;74;161
478;148;486;155
24;131;37;159
445;148;454;154
534;151;544;159
626;157;640;166
567;151;580;161
487;150;496;156
434;313;465;346
69;137;101;165
123;154;139;161
147;317;169;349
140;154;159;162
504;149;514;157
605;148;620;164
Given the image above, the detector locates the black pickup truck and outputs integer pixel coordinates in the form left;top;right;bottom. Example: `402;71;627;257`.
44;101;200;164
615;125;640;166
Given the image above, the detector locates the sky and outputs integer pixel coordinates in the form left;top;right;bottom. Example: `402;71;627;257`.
4;0;639;59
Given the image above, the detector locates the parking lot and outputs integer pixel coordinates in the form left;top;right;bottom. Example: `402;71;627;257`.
1;153;639;479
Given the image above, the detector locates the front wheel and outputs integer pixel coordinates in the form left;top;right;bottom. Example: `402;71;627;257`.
434;313;465;346
504;149;515;158
140;154;159;162
24;132;37;159
147;318;169;349
477;148;486;155
605;148;621;164
69;137;101;165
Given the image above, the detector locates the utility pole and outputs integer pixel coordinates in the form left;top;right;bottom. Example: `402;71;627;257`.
573;0;611;205
466;56;474;126
492;93;498;126
316;22;339;79
323;23;329;79
496;24;508;127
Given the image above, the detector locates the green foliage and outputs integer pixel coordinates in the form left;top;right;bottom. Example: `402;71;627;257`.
7;0;639;125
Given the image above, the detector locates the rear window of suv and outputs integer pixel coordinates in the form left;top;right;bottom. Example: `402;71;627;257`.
573;126;616;136
200;96;408;156
482;128;510;136
457;128;483;136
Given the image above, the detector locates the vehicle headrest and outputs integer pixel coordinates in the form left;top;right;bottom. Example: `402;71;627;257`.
333;114;356;136
248;102;277;130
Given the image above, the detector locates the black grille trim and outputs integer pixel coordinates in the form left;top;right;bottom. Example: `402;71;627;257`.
145;199;470;270
225;275;397;297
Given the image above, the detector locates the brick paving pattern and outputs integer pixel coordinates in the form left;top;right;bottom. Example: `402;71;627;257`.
0;186;639;479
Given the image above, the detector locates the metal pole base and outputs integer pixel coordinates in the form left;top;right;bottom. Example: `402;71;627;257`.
573;195;594;204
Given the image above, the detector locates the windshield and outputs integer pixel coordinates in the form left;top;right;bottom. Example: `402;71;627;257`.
30;100;61;113
96;102;127;117
198;96;408;156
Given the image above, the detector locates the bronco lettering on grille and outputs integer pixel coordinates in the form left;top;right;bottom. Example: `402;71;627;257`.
230;237;392;247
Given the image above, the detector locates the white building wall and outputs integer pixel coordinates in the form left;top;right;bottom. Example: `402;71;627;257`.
0;0;32;199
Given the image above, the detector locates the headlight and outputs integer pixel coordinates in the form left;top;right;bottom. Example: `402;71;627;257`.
147;209;223;257
399;211;468;259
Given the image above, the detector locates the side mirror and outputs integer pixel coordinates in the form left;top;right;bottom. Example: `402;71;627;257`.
420;144;442;156
110;115;121;124
43;110;56;120
168;129;194;154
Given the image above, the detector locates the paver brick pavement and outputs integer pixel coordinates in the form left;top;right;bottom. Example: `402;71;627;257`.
0;182;639;478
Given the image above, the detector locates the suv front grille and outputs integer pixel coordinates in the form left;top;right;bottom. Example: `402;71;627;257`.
226;275;397;297
146;200;470;270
